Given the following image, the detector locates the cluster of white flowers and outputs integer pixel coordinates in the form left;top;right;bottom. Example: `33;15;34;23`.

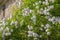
40;24;51;35
41;24;44;27
47;32;51;35
45;15;60;24
1;27;11;40
28;25;39;37
28;31;33;37
45;29;51;35
41;24;51;29
40;28;43;31
48;5;54;9
43;0;54;5
45;24;50;29
0;27;4;31
0;19;7;32
34;0;50;8
48;16;56;24
31;15;36;24
45;24;51;35
4;27;11;36
43;0;49;5
38;5;54;15
1;18;6;26
5;27;9;31
28;25;33;30
40;24;44;30
0;23;2;26
33;1;43;9
45;15;59;24
43;9;50;15
10;29;13;32
28;31;39;37
4;32;11;36
35;2;40;9
0;18;12;39
22;7;30;16
22;7;33;16
10;20;18;28
0;19;17;40
55;17;60;24
10;20;15;25
37;8;43;14
39;35;42;38
34;37;38;40
33;1;41;6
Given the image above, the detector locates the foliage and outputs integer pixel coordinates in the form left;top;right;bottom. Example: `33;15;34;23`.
0;0;60;40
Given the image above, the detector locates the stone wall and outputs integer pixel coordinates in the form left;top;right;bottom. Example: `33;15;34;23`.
0;0;21;19
5;0;16;19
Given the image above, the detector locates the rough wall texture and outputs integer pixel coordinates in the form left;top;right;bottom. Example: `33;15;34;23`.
0;0;20;19
5;0;16;19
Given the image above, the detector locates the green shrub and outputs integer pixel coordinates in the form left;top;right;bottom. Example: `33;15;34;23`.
0;0;60;40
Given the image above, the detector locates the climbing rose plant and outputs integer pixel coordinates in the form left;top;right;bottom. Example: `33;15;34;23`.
0;0;60;40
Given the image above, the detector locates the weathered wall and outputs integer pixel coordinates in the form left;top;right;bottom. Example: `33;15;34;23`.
5;0;16;19
0;0;20;19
